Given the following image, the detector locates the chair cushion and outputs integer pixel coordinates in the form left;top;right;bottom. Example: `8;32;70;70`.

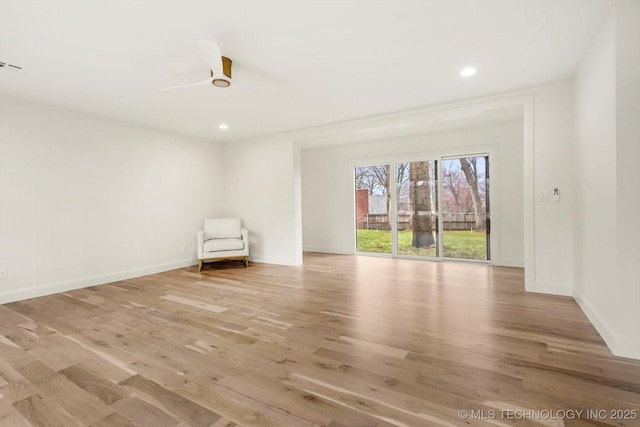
203;238;244;253
204;218;241;240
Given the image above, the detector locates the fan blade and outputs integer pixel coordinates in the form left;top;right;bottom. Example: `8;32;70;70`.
197;40;224;77
160;75;214;91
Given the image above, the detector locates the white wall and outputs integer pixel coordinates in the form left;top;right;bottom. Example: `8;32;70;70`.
300;142;356;255
531;82;575;294
614;0;640;355
573;0;640;359
222;136;300;265
301;120;525;267
573;10;617;343
0;96;225;303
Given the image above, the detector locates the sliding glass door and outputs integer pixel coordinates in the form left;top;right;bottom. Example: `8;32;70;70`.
355;160;439;260
396;161;439;258
440;156;490;261
355;164;392;254
355;154;490;262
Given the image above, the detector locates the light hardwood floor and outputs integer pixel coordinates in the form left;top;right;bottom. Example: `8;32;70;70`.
1;253;639;426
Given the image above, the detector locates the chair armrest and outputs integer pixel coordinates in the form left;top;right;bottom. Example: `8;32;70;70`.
241;228;249;255
197;229;204;259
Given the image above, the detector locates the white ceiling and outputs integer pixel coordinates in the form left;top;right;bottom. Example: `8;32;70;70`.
0;0;611;143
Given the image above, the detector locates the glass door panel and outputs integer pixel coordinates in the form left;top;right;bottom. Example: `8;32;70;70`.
396;161;439;258
354;165;392;254
440;156;490;260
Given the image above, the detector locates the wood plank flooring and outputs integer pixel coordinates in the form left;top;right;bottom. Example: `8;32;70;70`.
1;253;639;426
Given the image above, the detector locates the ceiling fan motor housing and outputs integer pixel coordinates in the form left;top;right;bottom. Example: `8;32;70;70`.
211;57;232;87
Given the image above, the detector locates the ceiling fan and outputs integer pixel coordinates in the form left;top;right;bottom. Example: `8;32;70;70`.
162;40;233;90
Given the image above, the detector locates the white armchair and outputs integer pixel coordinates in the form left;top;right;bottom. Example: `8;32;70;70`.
197;218;249;270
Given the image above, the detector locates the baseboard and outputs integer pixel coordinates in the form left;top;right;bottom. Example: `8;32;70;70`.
302;245;353;255
574;292;640;360
0;258;196;305
613;336;640;360
249;254;299;266
573;292;617;352
525;280;573;297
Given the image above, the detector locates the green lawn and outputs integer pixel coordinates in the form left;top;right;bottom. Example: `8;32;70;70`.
356;229;487;260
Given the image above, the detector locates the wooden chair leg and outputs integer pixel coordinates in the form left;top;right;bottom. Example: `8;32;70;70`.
198;260;203;271
244;257;249;268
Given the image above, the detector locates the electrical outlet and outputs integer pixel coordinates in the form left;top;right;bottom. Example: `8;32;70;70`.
0;268;7;280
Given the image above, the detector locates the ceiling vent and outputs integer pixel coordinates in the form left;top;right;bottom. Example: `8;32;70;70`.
0;62;22;71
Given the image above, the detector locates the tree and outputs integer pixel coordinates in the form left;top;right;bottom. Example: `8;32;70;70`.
459;157;484;230
355;166;383;195
410;161;435;248
441;161;465;212
396;163;409;189
369;165;391;213
356;164;410;214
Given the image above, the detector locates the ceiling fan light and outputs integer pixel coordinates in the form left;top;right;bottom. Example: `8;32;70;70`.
213;78;231;87
211;56;233;88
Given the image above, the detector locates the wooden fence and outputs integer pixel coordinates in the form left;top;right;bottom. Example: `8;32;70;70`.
360;214;410;231
359;213;485;231
442;213;485;231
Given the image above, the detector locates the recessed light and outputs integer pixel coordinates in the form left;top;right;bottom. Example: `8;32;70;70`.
218;124;229;130
460;67;477;77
